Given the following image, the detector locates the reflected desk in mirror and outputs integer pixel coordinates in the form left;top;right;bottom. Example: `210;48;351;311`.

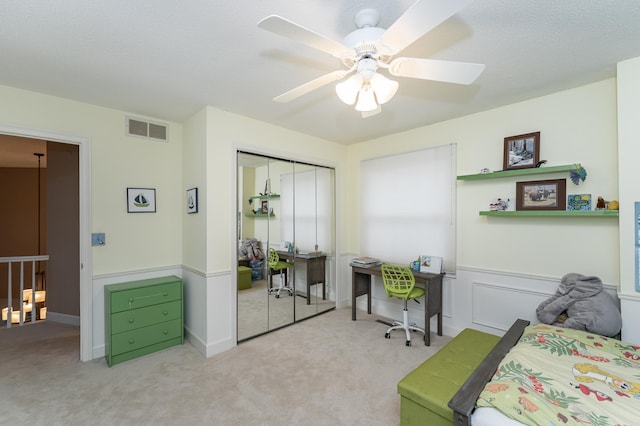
274;251;327;305
351;263;443;346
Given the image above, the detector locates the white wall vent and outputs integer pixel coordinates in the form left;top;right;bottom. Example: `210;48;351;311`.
126;116;168;142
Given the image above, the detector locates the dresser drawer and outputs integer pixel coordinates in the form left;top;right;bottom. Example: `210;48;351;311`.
109;282;181;313
111;319;183;356
110;300;181;334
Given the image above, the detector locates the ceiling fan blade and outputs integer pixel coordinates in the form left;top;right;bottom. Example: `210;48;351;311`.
378;0;473;55
258;15;353;59
273;70;351;103
388;57;484;84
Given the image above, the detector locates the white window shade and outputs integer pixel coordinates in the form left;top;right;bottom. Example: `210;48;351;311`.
360;144;456;273
281;167;333;254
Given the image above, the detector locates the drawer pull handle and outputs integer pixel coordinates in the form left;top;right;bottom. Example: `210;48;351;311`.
163;311;168;316
129;339;135;344
128;318;134;323
163;330;169;335
127;292;169;309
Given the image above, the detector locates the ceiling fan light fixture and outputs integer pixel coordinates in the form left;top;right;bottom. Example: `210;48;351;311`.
370;73;398;104
355;84;378;112
335;74;362;105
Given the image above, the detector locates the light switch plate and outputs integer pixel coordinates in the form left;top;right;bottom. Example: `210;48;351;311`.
92;233;105;246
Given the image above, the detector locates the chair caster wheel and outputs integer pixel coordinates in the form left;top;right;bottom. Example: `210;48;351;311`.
275;294;280;298
385;333;391;339
406;340;412;347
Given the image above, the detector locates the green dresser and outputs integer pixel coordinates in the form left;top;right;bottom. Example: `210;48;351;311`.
105;275;184;367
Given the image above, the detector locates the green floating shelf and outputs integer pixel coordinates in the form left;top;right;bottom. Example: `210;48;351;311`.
245;213;275;218
457;164;581;181
249;194;280;200
479;210;618;217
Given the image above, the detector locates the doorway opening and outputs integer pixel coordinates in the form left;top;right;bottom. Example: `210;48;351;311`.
0;125;92;361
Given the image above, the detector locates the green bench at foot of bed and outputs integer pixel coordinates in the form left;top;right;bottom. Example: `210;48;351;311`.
397;328;500;426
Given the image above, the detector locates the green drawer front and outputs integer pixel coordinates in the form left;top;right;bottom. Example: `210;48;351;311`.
110;301;181;334
111;319;183;356
110;282;181;313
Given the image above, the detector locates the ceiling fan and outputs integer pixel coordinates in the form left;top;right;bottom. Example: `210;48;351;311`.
257;0;484;117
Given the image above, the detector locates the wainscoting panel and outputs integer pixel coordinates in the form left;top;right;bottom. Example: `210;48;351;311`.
450;267;620;338
471;281;550;331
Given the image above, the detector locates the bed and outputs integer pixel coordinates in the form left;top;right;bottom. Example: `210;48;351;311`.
449;319;640;425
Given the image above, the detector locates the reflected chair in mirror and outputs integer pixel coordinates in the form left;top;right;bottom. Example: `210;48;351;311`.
381;264;425;346
268;248;294;298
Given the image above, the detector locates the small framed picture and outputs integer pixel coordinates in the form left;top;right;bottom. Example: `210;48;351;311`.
261;200;268;214
489;197;514;211
420;255;443;274
516;179;566;211
567;194;592;211
503;132;540;170
187;187;198;214
127;188;156;213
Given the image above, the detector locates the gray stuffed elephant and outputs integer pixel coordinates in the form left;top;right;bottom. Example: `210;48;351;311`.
536;273;621;337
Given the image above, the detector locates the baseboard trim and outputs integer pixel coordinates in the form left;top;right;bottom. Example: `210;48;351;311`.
184;326;206;357
46;311;80;326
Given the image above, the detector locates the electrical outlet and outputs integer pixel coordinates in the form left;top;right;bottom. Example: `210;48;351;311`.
92;233;105;246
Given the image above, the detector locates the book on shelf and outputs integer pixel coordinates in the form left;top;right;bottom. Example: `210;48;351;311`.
351;256;381;266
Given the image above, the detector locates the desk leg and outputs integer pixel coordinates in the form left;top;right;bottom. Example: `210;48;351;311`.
306;257;326;305
351;270;372;320
423;275;443;346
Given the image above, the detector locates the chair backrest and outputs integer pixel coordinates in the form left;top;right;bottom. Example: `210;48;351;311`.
381;264;415;299
268;248;279;268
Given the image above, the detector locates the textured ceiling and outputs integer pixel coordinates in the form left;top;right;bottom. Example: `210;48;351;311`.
2;1;640;145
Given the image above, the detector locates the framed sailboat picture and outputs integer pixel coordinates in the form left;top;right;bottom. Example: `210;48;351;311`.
186;187;198;214
127;187;156;213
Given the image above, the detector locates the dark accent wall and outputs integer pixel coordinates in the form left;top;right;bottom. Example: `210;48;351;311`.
0;167;46;299
46;142;79;316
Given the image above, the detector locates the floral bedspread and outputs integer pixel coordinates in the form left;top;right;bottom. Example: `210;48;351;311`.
476;324;640;425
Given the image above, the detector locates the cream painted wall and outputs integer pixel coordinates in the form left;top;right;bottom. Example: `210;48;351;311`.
203;106;347;273
346;80;620;284
182;108;208;272
0;85;183;274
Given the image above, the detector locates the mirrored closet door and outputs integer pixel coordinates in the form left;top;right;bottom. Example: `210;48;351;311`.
237;152;335;342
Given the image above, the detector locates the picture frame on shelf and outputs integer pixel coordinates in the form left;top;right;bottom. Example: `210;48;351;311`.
126;187;156;213
261;200;268;214
186;187;198;214
516;179;566;211
503;131;540;170
489;197;514;211
567;194;592;211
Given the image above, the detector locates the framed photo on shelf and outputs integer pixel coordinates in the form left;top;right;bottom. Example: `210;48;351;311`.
420;255;443;274
126;187;156;213
567;194;592;211
261;200;268;214
186;187;198;214
503;131;540;171
516;179;566;211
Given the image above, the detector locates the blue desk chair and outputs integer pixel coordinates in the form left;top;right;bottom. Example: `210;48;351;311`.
268;248;293;298
381;264;425;346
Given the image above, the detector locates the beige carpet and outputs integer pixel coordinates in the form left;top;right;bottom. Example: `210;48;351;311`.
238;277;335;340
0;308;451;426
